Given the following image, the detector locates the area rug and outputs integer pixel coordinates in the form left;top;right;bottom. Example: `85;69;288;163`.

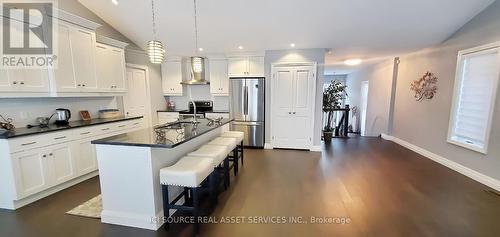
66;195;102;219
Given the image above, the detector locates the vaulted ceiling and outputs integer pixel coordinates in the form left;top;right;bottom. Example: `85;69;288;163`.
79;0;494;73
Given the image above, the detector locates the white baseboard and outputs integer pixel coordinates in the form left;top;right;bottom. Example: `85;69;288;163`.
2;171;99;210
381;134;500;192
310;145;321;152
101;209;163;231
264;143;273;150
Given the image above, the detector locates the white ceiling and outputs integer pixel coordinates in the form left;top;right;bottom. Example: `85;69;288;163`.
79;0;493;71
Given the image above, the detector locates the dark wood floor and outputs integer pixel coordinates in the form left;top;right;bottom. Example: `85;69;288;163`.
1;137;500;237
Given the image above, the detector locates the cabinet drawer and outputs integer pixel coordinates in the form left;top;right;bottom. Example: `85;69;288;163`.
76;126;101;139
9;130;72;153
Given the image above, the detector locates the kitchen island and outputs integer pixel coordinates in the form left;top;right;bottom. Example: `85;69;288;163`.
91;118;231;230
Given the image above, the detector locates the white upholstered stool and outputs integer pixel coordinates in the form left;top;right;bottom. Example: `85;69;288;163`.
220;131;245;166
189;144;231;191
160;156;215;235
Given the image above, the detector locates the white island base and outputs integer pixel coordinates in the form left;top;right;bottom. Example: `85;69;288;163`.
95;124;228;230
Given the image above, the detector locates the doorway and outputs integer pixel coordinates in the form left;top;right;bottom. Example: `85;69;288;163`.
360;81;369;136
123;64;152;128
270;63;317;150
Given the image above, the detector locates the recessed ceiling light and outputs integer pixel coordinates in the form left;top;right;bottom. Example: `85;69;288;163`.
344;58;362;66
238;46;244;50
290;43;295;48
198;47;204;52
111;0;118;5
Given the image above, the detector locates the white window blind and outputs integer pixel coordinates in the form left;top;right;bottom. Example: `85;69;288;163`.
448;43;500;154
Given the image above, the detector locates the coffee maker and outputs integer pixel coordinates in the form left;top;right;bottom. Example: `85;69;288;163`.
55;108;71;125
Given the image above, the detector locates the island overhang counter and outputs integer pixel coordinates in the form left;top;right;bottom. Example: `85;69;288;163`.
91;118;232;230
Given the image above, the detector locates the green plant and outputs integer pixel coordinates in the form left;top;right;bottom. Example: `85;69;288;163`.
323;80;347;132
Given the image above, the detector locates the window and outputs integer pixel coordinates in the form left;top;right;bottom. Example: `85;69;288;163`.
448;42;500;154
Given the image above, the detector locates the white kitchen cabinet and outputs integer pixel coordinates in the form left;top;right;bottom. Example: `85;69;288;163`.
11;149;50;199
0;69;15;92
96;43;127;93
162;61;183;96
74;139;97;175
47;143;76;185
209;59;229;96
205;112;230;119
228;56;264;77
71;28;99;92
1;19;51;93
52;22;78;92
158;112;180;124
0;117;145;209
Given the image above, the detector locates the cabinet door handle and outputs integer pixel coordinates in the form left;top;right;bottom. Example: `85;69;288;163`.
78;84;82;87
82;84;86;87
54;136;67;140
80;132;91;135
293;112;296;114
42;154;47;158
49;153;53;156
20;81;25;85
118;125;126;128
288;112;291;114
101;128;110;131
21;141;37;146
12;81;17;85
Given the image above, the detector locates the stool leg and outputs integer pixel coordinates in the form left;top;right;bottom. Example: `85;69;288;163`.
161;185;170;230
224;157;230;189
233;148;239;176
192;187;200;236
240;141;244;166
209;172;218;206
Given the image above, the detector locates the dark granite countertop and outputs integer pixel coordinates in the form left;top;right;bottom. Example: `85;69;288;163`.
92;118;232;148
157;109;189;113
0;116;143;139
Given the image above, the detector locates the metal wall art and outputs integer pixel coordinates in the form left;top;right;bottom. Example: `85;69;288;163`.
411;71;438;101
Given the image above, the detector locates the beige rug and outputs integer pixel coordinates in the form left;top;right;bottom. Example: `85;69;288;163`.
66;195;102;219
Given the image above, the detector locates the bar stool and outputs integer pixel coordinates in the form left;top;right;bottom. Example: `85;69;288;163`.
220;131;245;166
189;144;230;194
208;137;239;177
160;156;215;235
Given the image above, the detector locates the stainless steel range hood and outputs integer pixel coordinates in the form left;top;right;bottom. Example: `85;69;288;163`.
181;57;210;85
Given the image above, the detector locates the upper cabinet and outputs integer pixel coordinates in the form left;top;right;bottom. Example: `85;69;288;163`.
0;8;129;97
95;41;127;93
228;56;264;77
0;19;50;93
162;60;183;96
52;22;99;93
209;59;229;96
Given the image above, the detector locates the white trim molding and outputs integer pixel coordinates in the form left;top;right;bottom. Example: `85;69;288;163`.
264;143;273;150
309;145;321;152
381;134;500;192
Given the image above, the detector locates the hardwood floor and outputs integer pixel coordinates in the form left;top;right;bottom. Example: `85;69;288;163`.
1;137;499;237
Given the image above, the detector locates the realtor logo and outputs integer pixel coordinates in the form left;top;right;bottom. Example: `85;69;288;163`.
1;0;57;69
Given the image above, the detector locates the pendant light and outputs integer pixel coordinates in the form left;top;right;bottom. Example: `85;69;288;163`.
146;0;165;64
191;0;203;73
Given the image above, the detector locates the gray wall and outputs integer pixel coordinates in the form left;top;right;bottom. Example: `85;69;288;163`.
347;1;500;180
58;0;139;49
392;0;500;180
346;60;395;136
264;49;325;146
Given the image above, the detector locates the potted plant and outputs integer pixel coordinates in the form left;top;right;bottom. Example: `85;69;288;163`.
323;80;347;142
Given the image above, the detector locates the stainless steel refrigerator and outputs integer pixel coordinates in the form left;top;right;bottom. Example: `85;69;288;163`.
229;77;265;148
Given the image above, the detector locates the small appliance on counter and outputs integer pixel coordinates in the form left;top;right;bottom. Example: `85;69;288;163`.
99;109;121;119
0;114;15;131
166;101;176;111
55;108;71;125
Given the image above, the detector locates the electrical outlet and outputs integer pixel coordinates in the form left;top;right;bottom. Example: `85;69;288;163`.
19;112;28;120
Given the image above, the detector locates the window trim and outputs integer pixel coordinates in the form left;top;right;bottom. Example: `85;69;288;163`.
447;41;500;154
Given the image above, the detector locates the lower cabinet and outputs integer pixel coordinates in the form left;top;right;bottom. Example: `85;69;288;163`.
11;149;50;199
11;143;75;199
3;118;144;205
74;138;98;175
